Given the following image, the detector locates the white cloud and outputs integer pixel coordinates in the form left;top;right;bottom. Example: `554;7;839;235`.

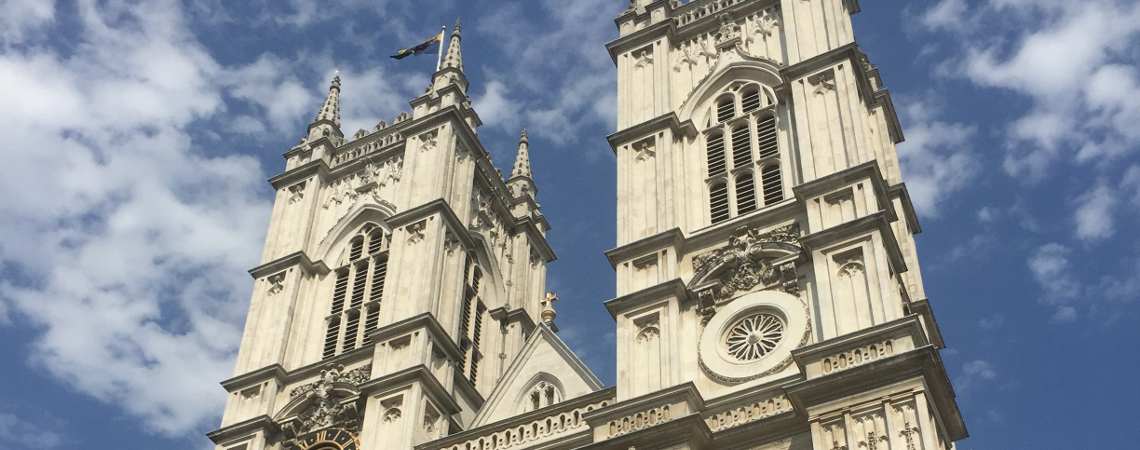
921;0;1140;180
955;360;997;391
0;0;277;437
1122;165;1140;207
920;0;970;33
0;412;64;449
978;313;1004;330
1073;184;1118;242
896;98;980;218
1027;243;1083;320
474;0;620;146
0;0;55;43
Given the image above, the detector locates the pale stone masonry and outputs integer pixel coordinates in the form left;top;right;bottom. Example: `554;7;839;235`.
208;1;966;450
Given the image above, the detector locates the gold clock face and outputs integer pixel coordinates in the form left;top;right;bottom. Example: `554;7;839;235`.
295;428;358;450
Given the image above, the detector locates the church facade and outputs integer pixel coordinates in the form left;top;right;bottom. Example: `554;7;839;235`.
207;1;967;450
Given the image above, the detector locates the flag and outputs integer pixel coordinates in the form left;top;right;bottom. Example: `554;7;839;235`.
391;33;444;60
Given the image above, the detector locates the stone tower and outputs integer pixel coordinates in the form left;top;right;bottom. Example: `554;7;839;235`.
601;0;966;448
208;24;572;450
209;2;968;450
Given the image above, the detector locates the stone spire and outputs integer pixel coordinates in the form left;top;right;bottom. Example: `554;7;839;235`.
431;19;470;94
507;130;537;200
308;73;343;141
441;18;463;72
510;130;532;179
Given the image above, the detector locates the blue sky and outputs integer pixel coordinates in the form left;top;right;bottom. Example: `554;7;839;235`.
0;0;1137;448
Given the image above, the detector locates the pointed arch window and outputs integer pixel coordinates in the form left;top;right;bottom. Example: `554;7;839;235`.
703;84;783;224
522;380;563;412
323;225;390;359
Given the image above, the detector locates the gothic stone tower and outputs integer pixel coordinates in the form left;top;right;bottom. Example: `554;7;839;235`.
206;24;594;450
598;0;966;449
209;2;968;450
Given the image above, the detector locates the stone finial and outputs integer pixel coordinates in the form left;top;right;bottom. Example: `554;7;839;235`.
315;73;342;127
540;291;558;325
510;129;532;179
307;72;344;141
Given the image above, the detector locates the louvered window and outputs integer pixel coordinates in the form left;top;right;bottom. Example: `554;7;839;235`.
757;115;778;158
731;126;752;168
323;226;390;360
707;133;726;176
322;318;340;359
741;89;761;113
458;257;484;383
705;86;784;225
717;98;735;123
736;173;757;214
469;303;486;384
762;164;783;205
710;181;730;224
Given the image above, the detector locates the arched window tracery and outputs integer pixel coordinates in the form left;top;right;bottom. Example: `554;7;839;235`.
702;83;784;224
323;224;390;359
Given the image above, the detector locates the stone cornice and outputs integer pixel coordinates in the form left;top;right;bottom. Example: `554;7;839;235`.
268;159;330;190
606;113;697;154
357;365;462;415
366;312;465;362
799;212;908;275
905;299;946;349
220;364;288;393
605;229;684;269
889;182;922;235
514;216;557;263
420;387;616;450
791;316;930;369
606;18;673;65
604;278;694;319
606;200;800;268
207;415;276;445
583;382;704;424
793;160;898;224
452;369;486;409
386;199;476;250
488;306;536;337
782;44;876;113
873;89;905;144
248;251;329;279
783;344;967;442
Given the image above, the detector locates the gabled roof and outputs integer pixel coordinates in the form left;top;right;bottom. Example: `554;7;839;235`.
470;323;604;428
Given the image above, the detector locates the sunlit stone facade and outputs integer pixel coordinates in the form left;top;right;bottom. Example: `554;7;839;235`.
209;2;966;450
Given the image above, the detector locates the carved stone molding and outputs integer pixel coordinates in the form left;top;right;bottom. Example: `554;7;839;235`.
278;365;370;441
690;224;802;314
607;405;671;438
289;364;372;398
705;394;792;431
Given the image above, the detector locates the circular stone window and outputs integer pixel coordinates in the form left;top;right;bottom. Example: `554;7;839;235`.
725;313;785;361
699;290;809;383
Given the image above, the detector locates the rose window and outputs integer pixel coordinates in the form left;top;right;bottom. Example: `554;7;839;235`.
725;313;785;361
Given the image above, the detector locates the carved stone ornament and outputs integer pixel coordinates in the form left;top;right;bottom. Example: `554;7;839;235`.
288;181;307;204
689;224;802;316
277;365;371;443
810;71;836;96
714;13;743;50
289;364;372;398
750;7;780;39
267;272;286;296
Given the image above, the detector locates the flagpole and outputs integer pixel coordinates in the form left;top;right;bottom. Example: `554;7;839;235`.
436;25;445;72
